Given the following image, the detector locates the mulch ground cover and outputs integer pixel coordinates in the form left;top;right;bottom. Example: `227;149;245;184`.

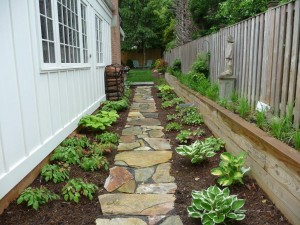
0;78;290;225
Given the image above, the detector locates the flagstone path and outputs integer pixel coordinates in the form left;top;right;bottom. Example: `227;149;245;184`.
97;86;183;225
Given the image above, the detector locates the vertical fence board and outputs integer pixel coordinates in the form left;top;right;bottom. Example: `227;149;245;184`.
248;18;255;106
251;17;259;108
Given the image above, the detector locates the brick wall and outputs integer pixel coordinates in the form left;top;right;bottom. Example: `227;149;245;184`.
111;0;121;64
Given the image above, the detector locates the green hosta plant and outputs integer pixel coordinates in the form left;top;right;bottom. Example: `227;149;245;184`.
80;154;109;171
17;187;60;210
62;178;98;203
166;114;178;121
176;130;193;144
101;98;129;111
211;152;250;186
188;185;246;224
182;112;203;125
62;136;90;148
50;146;83;165
96;132;119;144
162;97;184;109
165;122;182;132
176;137;225;164
156;84;173;93
41;164;69;183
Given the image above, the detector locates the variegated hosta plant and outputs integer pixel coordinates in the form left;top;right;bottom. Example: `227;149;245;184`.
188;185;246;225
211;152;250;186
175;137;225;164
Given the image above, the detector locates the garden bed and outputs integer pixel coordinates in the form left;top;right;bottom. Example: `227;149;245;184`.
165;73;300;224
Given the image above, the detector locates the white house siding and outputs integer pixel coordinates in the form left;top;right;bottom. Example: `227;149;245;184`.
0;0;112;199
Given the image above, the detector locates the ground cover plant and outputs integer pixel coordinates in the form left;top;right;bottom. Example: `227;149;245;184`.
41;164;69;183
96;132;119;144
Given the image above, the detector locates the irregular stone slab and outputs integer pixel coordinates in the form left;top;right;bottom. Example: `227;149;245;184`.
135;167;155;182
120;135;136;143
135;146;151;151
137;134;149;139
118;180;136;193
115;151;172;168
128;112;145;118
104;167;134;192
99;194;175;216
95;218;147;225
141;126;164;130
144;138;171;150
128;118;161;126
122;127;142;136
133;98;155;103
118;142;140;151
152;163;175;183
148;216;166;225
142;113;159;118
159;216;183;225
115;161;128;166
149;130;164;138
136;183;177;194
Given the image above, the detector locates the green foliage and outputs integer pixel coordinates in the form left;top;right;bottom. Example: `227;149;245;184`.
211;152;250;186
162;98;184;108
101;99;129;112
61;136;90;148
41;164;69;183
206;83;219;101
78;110;119;131
62;178;98;203
166;114;178;121
256;110;267;129
172;59;182;72
176;137;225;163
177;106;204;125
192;128;206;137
293;130;300;150
154;58;168;73
126;69;156;82
231;91;239;103
237;98;251;119
165;122;182;132
156;84;173;93
80;155;109;171
176;130;193;144
50;146;83;165
126;59;134;68
188;185;246;224
17;187;60;210
95;132;119;144
191;54;209;77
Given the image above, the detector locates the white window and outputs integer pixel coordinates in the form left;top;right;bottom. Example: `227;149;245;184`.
95;15;103;64
81;3;88;63
39;0;55;63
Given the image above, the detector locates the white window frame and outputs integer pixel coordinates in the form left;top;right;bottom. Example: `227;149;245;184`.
37;0;91;71
95;14;104;66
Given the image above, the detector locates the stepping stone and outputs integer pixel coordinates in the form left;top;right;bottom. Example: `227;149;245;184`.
152;163;175;183
135;167;155;182
104;167;134;192
127;118;161;126
135;146;151;151
149;130;164;138
99;194;175;216
159;216;183;225
118;180;136;193
148;216;166;225
142;113;159;118
141;126;164;130
136;183;177;194
95;218;147;225
118;142;140;151
115;151;172;168
122;127;142;136
120;135;136;143
144;138;171;150
128;112;145;118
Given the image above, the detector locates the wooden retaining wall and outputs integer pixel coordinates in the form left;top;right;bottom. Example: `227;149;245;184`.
166;74;300;225
164;1;300;127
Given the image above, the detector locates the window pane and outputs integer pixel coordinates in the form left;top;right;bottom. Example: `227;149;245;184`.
62;0;66;6
47;19;54;41
49;42;55;63
45;0;52;17
64;26;68;44
58;3;62;23
39;0;45;15
42;41;49;63
59;24;64;43
40;16;47;39
65;46;69;63
77;48;80;63
60;44;65;63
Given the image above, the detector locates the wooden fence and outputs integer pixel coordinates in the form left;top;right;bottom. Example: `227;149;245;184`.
164;1;300;127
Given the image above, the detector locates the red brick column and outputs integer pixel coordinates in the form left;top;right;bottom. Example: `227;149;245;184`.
111;0;121;65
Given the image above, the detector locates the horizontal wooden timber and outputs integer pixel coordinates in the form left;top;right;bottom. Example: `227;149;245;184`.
166;73;300;224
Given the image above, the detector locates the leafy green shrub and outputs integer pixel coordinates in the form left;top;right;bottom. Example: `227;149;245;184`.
172;59;181;72
211;152;250;186
162;98;184;108
231;90;239;103
95;132;119;144
17;187;60;210
62;178;98;203
62;136;90;148
154;58;168;73
206;83;219;101
293;130;300;150
237;98;251;119
176;130;193;143
156;84;173;93
188;185;246;224
80;154;109;171
78;110;119;131
192;128;206;137
191;54;209;77
50;146;83;165
255;110;267;129
165;122;182;132
178;107;203;125
176;137;224;164
166;114;178;121
41;164;69;183
101;99;129;111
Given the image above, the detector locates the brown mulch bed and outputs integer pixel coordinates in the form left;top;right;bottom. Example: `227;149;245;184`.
0;82;290;225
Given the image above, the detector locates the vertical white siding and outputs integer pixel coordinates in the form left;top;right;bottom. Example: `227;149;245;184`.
0;0;112;199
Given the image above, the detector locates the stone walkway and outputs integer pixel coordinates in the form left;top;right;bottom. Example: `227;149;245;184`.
96;86;183;225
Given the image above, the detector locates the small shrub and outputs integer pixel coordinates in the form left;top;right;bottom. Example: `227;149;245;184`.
293;130;300;150
192;128;206;137
80;154;109;171
156;84;173;93
41;164;69;183
62;178;98;203
61;136;90;148
166;114;178;121
154;58;168;73
188;185;246;224
95;132;119;144
176;130;193;144
50;146;83;165
237;98;251;119
231;90;239;103
162;98;184;109
101;99;129;111
211;152;250;186
181;111;203;126
17;187;60;210
165;122;182;132
172;59;181;72
206;83;219;101
255;110;267;129
191;54;209;77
